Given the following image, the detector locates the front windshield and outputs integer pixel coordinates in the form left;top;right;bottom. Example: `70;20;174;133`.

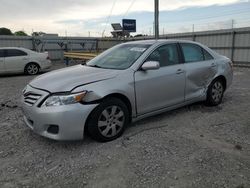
86;43;151;70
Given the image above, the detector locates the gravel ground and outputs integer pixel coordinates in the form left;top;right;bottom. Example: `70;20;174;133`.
0;64;249;188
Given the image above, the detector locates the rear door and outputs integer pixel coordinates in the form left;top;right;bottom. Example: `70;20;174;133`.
134;43;185;115
179;43;217;101
0;50;5;73
5;49;29;72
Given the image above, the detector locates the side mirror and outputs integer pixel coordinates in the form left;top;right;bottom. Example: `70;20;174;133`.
141;61;160;71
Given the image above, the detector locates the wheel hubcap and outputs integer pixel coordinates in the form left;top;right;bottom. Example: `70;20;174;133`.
98;106;125;138
27;64;38;74
211;81;223;103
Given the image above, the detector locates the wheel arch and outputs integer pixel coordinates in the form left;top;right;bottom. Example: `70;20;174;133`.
102;93;132;122
84;93;132;133
84;93;132;139
213;75;227;91
24;62;41;74
25;61;41;69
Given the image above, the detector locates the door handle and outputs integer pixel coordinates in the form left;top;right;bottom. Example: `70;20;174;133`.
211;63;216;67
176;69;184;74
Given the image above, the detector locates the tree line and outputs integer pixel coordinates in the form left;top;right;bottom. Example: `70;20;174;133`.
0;27;45;36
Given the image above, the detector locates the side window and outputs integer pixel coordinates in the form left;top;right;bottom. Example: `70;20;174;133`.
203;49;214;60
6;49;27;57
0;50;4;58
180;43;203;63
146;43;180;67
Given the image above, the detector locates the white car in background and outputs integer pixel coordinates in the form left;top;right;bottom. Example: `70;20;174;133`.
0;47;51;75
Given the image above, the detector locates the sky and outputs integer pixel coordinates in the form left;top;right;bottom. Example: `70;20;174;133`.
0;0;250;37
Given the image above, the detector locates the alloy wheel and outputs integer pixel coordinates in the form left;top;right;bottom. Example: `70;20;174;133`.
27;64;39;75
97;105;125;138
211;81;223;103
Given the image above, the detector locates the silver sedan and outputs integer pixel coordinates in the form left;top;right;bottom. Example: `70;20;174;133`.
21;40;233;142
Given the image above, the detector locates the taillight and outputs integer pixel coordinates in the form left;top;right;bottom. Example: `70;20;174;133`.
228;61;233;69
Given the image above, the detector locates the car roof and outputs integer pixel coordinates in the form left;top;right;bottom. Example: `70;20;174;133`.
0;47;29;50
124;39;200;45
0;47;36;54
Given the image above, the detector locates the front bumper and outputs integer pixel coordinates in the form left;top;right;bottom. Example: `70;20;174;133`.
21;85;98;140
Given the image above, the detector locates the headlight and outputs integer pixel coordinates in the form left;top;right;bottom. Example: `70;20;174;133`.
42;91;87;107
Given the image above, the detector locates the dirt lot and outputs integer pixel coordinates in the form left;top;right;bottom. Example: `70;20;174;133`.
0;64;249;188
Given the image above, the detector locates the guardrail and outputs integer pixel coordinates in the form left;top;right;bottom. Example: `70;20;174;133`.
64;52;99;60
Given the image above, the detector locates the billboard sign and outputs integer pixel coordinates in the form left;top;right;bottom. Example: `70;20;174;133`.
122;19;136;32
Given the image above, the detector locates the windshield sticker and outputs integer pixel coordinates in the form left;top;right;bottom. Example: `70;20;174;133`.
130;47;146;52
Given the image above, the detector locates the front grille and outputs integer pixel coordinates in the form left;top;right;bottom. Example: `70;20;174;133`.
24;92;42;106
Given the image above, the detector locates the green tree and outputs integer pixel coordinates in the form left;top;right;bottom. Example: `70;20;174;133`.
32;32;39;36
14;31;28;36
32;31;46;36
0;27;13;35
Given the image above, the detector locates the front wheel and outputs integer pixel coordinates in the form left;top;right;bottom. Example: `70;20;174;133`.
87;98;129;142
206;79;224;106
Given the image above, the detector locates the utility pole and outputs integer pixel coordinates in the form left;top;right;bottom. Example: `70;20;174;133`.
154;0;159;39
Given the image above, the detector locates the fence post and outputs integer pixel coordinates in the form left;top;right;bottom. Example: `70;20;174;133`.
192;33;196;41
96;39;99;53
231;30;236;62
31;37;36;51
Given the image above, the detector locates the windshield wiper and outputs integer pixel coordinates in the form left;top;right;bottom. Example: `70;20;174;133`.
84;64;102;68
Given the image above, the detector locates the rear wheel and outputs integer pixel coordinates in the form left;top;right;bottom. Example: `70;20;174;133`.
206;79;224;106
25;63;39;75
87;97;129;142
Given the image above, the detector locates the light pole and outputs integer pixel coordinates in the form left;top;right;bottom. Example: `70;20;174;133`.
154;0;159;39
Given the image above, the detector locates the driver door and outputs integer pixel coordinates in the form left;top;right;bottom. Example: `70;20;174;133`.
134;43;185;115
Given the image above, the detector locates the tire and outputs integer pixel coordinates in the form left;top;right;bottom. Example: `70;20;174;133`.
25;63;40;75
206;79;225;106
87;97;129;142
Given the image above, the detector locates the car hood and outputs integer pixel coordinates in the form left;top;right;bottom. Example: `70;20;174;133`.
29;65;119;93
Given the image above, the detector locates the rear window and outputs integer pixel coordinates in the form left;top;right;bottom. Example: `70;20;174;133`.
181;43;204;63
6;49;27;57
180;43;214;63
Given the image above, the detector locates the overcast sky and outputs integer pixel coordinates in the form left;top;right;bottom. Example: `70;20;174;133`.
0;0;250;36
